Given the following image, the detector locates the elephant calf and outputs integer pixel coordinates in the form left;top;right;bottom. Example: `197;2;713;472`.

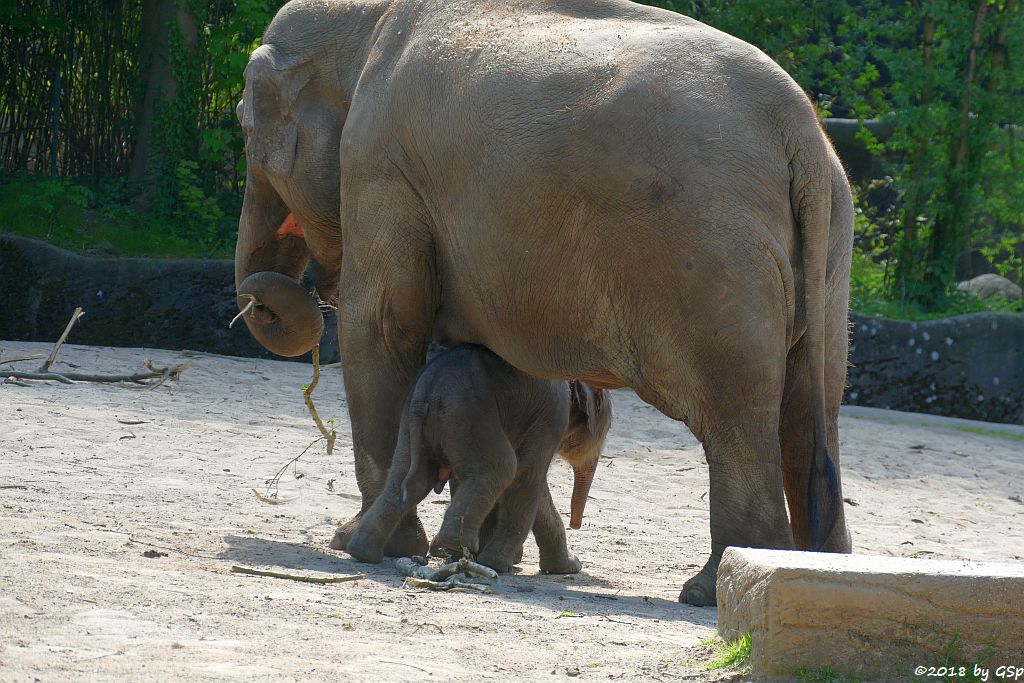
346;344;612;573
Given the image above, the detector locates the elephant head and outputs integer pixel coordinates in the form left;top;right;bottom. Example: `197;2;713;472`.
559;382;613;529
233;2;388;355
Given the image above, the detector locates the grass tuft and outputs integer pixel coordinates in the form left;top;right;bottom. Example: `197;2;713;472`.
703;631;752;671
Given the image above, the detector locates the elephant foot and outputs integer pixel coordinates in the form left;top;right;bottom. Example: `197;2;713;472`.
331;513;428;558
476;546;520;574
539;552;582;575
430;529;480;559
329;515;361;551
345;534;384;564
679;564;718;607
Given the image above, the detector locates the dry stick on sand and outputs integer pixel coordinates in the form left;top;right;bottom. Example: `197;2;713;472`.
230;565;365;584
1;307;190;387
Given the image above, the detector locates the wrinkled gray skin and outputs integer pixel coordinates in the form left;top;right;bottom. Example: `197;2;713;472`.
234;0;854;606
346;344;611;574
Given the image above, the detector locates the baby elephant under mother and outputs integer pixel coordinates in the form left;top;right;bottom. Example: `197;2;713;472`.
233;0;854;606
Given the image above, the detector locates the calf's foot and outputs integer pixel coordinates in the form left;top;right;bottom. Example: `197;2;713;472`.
539;551;582;575
331;513;428;558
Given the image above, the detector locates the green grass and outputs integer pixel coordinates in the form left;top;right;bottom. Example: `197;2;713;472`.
795;667;860;683
702;631;752;671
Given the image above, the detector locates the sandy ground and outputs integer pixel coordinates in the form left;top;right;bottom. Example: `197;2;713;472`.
1;341;1022;682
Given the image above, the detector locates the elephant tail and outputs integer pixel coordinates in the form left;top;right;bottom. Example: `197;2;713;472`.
789;121;842;552
399;402;429;511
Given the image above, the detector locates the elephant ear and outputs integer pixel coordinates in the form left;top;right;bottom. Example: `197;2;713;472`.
570;381;603;437
241;45;313;177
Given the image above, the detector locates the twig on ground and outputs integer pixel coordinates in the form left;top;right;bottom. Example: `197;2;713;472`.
0;353;45;365
379;660;432;674
230;565;364;584
251;488;295;505
303;345;336;454
263;436;324;498
41;307;84;371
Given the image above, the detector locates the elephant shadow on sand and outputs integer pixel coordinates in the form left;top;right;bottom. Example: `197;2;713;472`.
220;535;713;625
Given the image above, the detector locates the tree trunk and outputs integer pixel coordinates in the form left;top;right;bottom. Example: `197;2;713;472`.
128;0;198;199
896;13;935;302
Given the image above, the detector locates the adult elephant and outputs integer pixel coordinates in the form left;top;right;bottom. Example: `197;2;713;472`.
234;0;854;606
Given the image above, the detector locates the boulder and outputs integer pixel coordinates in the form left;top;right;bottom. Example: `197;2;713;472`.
957;273;1022;301
717;547;1024;679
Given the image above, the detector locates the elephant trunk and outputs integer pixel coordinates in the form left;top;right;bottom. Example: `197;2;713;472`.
569;457;598;530
236;271;324;357
234;168;327;356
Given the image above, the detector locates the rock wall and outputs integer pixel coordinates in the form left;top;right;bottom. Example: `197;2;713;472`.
2;234;1021;424
0;233;338;362
846;313;1022;425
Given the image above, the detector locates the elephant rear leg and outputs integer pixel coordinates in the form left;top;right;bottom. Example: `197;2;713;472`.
448;480;524;565
431;424;518;558
637;313;793;606
346;416;434;564
474;477;543;574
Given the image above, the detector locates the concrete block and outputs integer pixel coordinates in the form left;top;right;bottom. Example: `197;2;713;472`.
717;548;1024;679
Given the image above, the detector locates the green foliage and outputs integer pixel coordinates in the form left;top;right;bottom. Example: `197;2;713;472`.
2;0;1022;322
640;0;1024;316
0;172;233;258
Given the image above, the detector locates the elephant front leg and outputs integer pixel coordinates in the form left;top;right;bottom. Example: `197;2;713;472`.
328;221;437;558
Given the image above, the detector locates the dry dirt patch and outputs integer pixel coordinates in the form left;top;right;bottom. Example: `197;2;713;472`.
1;342;1022;682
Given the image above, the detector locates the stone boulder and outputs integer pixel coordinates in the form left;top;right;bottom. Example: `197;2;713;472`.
717;547;1024;679
957;273;1022;301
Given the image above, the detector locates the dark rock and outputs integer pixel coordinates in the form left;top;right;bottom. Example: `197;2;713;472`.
846;313;1024;425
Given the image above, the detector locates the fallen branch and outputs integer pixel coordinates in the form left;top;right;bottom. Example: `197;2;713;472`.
230;565;364;584
2;361;190;386
395;556;498;592
0;308;189;388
